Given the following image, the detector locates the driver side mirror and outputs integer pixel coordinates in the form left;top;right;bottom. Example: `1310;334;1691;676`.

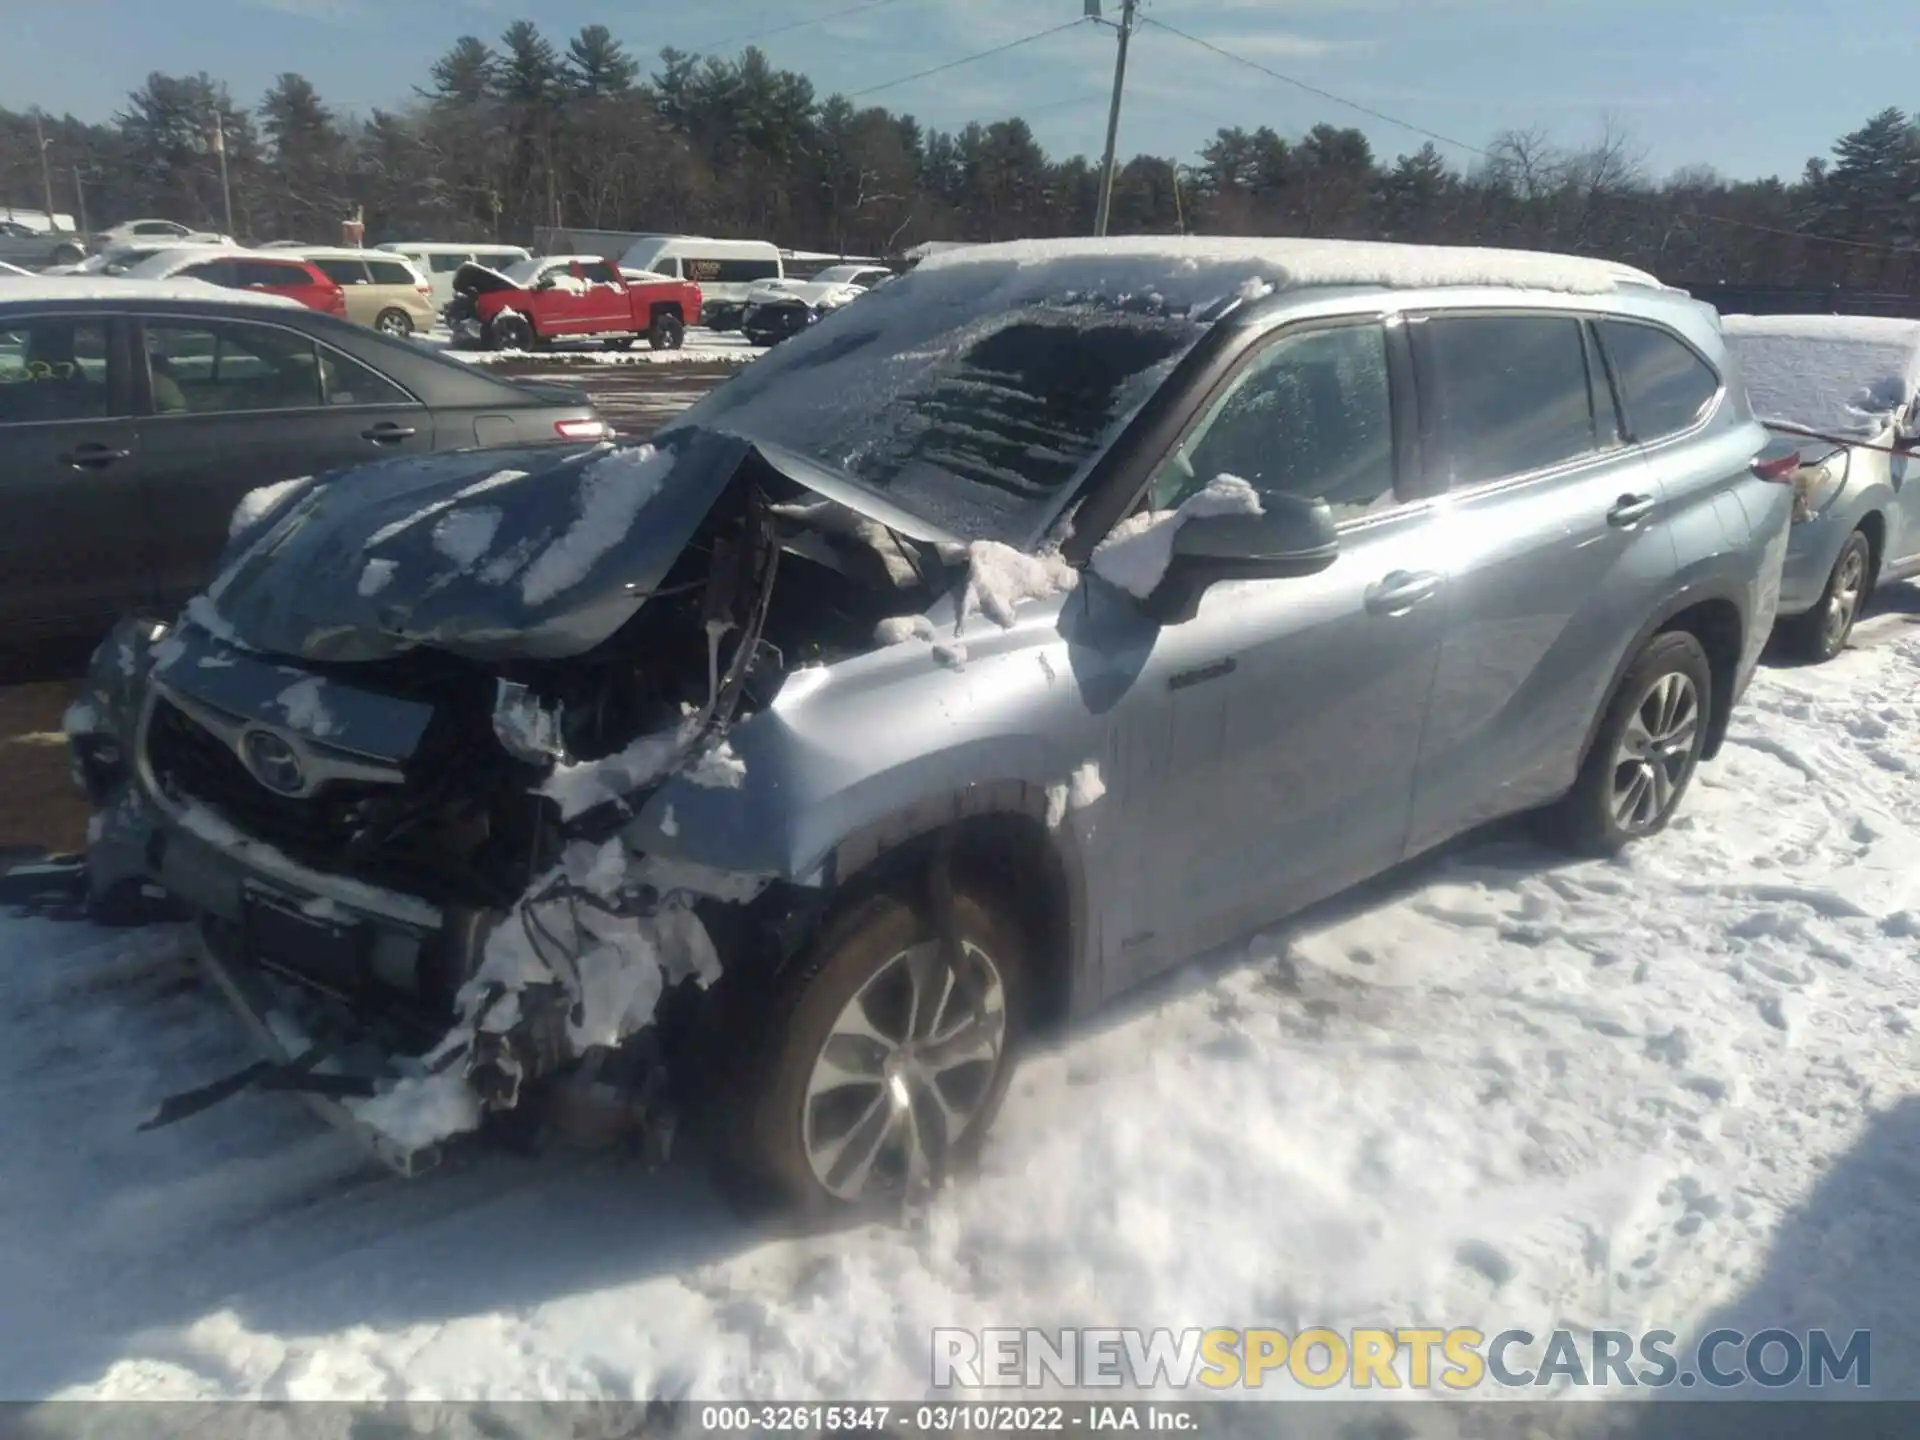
1143;494;1341;624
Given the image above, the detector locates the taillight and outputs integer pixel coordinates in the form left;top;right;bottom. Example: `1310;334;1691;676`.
1750;451;1799;483
555;418;611;440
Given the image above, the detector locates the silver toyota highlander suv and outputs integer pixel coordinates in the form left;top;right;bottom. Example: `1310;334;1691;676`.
66;238;1795;1210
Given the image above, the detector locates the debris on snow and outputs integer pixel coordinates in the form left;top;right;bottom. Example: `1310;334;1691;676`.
431;508;503;568
1046;761;1107;828
228;477;308;539
960;541;1078;629
357;558;397;598
520;444;673;607
1090;474;1265;599
875;614;936;646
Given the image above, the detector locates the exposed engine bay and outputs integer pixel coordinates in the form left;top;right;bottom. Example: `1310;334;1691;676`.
119;447;967;1170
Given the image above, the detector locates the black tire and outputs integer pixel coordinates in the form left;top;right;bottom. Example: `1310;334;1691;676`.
648;312;685;351
487;311;533;351
51;244;82;266
373;307;413;338
1777;528;1871;664
726;889;1028;1215
1538;630;1713;856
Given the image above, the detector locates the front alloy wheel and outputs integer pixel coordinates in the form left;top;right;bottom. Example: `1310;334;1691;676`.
802;939;1008;1201
1609;671;1701;833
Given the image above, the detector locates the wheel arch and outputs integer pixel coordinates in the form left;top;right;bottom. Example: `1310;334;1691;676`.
1579;586;1746;770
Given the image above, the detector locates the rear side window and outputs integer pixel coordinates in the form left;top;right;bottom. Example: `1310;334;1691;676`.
311;258;370;286
0;318;111;423
429;252;467;273
236;259;310;289
180;260;236;287
1419;314;1597;487
478;250;525;269
366;260;417;286
1594;320;1720;442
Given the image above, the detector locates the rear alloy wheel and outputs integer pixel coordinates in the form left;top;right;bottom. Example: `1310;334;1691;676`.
374;308;414;339
649;312;685;351
736;891;1025;1213
1779;529;1871;664
51;244;83;266
487;311;534;351
1538;630;1712;856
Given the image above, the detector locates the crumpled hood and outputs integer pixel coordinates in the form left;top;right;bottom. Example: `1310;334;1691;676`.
194;431;756;665
450;261;526;297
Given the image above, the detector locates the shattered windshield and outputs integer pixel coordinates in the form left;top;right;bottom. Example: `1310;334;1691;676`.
500;257;546;285
668;258;1217;545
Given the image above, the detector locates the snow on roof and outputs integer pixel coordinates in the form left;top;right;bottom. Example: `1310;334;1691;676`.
0;276;303;309
915;236;1666;298
1721;313;1920;439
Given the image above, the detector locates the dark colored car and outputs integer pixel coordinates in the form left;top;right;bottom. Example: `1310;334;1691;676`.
739;295;818;347
0;284;610;660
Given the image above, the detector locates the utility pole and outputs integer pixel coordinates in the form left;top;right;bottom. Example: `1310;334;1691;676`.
1091;0;1138;238
72;167;91;243
210;113;235;238
33;111;56;231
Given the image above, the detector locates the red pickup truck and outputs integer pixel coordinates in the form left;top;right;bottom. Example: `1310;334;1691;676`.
447;254;704;352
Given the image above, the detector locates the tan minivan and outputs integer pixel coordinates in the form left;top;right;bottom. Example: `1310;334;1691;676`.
290;248;437;337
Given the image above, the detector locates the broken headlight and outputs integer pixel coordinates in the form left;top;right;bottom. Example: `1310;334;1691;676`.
492;679;569;765
1793;450;1849;523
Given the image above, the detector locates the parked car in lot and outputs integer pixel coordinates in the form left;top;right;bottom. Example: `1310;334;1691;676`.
377;242;534;312
740;263;894;347
91;219;233;252
618;236;783;330
67;237;1792;1207
118;248;350;318
43;244;178;278
446;254;702;351
0;220;86;270
1721;313;1920;661
280;247;437;336
0;278;609;658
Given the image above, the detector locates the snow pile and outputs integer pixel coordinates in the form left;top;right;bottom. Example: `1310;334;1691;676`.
1045;761;1107;828
273;678;338;739
430;508;503;568
961;542;1078;628
1724;314;1920;441
916;234;1666;296
519;444;673;607
875;614;936;646
686;739;746;790
1090;474;1265;598
347;1072;481;1154
227;477;308;539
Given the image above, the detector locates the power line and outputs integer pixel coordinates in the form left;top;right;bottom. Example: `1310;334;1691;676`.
1140;14;1489;158
847;18;1091;100
687;0;921;56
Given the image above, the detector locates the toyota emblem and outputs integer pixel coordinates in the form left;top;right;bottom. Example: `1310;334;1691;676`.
240;728;306;795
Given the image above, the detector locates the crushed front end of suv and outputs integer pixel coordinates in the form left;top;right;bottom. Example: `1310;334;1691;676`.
68;237;1790;1209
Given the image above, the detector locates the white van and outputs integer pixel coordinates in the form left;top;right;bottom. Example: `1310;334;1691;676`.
377;242;534;311
617;236;783;330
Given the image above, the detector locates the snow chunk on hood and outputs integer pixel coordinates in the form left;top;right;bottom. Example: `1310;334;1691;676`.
1090;474;1265;599
1723;314;1920;443
357;558;396;597
686;739;746;790
229;477;308;539
432;507;503;568
519;444;674;607
961;542;1079;628
1046;761;1108;828
273;677;338;738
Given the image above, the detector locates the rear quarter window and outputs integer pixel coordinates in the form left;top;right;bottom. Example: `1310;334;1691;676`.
311;258;370;285
1594;320;1721;441
366;260;418;286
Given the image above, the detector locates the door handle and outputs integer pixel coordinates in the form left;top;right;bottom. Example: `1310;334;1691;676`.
1364;570;1442;615
57;443;131;470
1607;493;1657;527
361;423;417;443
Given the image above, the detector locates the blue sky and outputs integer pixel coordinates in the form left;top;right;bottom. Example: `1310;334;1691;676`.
3;0;1908;182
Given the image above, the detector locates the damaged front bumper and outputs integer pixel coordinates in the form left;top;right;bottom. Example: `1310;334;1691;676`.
67;617;777;1176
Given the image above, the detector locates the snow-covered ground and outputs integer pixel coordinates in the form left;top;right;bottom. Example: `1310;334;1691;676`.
420;325;765;368
3;600;1919;1406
